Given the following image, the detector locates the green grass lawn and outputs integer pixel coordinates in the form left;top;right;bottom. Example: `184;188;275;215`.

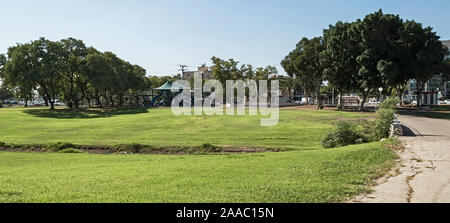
0;107;373;150
0;107;397;203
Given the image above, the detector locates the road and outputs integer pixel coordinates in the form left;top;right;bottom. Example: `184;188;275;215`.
351;114;450;203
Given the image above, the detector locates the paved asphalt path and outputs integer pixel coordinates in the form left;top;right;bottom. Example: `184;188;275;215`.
351;114;450;203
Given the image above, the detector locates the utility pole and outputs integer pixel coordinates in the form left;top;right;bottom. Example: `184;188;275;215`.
332;86;335;106
177;64;189;72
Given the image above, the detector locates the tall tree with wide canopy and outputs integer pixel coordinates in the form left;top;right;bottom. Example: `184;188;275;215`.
322;21;361;108
60;38;88;108
282;37;325;109
1;44;37;107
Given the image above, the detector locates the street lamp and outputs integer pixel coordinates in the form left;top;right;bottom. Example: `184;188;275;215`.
378;87;383;102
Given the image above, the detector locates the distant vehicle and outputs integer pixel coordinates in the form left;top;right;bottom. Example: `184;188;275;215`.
279;98;294;105
4;99;18;104
367;99;380;105
411;100;418;106
301;97;315;105
443;99;450;104
54;102;65;106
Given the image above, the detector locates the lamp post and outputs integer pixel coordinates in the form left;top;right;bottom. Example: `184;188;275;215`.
364;88;368;108
378;87;383;103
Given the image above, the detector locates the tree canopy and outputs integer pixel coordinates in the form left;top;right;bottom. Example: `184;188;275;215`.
0;38;149;109
282;9;448;109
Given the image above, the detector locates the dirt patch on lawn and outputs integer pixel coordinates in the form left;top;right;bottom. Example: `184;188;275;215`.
0;143;283;155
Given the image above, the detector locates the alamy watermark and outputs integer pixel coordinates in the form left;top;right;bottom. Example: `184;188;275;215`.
170;73;279;126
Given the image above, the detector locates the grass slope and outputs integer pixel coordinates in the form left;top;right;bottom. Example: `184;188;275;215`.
0;107;372;150
0;141;397;203
0;107;396;203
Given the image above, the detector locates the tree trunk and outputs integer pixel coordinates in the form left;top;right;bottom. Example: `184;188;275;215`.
135;95;140;107
97;97;103;108
303;89;309;104
315;87;321;109
417;80;424;107
43;96;49;107
360;92;367;111
397;88;404;107
69;75;74;109
119;95;124;107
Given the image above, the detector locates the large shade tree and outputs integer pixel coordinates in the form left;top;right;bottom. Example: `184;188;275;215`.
1;37;149;109
281;37;325;109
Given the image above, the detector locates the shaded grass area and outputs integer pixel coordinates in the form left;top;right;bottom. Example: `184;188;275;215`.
398;109;450;120
429;105;450;111
415;112;450;120
0;139;398;203
0;141;283;154
0;107;373;150
23;107;149;119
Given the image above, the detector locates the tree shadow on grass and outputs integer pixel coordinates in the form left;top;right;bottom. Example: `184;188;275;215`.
23;107;149;119
398;109;450;120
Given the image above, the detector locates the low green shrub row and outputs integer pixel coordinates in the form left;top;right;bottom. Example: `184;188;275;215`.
0;141;255;154
58;148;84;153
321;98;399;148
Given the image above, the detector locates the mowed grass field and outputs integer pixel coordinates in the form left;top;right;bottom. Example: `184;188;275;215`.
0;107;398;203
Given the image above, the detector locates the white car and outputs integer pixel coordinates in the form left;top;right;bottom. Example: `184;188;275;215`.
367;99;380;105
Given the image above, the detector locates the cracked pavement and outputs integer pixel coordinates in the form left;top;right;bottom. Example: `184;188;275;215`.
351;114;450;203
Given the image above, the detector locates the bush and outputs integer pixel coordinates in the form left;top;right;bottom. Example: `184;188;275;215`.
372;108;395;140
113;143;145;153
379;98;400;109
195;143;220;152
44;142;76;151
321;121;367;148
58;148;84;153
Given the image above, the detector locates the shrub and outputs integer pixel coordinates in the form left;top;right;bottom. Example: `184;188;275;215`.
379;98;400;109
44;142;76;151
321;121;367;148
58;148;84;153
113;143;145;153
196;143;220;152
0;141;5;147
372;108;395;140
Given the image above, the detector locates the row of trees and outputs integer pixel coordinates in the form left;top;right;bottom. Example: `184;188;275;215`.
282;10;450;109
209;56;282;92
0;38;150;109
0;36;283;109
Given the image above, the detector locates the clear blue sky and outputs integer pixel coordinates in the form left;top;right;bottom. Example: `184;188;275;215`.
1;0;449;76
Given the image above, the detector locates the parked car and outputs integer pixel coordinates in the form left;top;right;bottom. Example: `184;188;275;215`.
4;99;18;105
367;99;380;105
